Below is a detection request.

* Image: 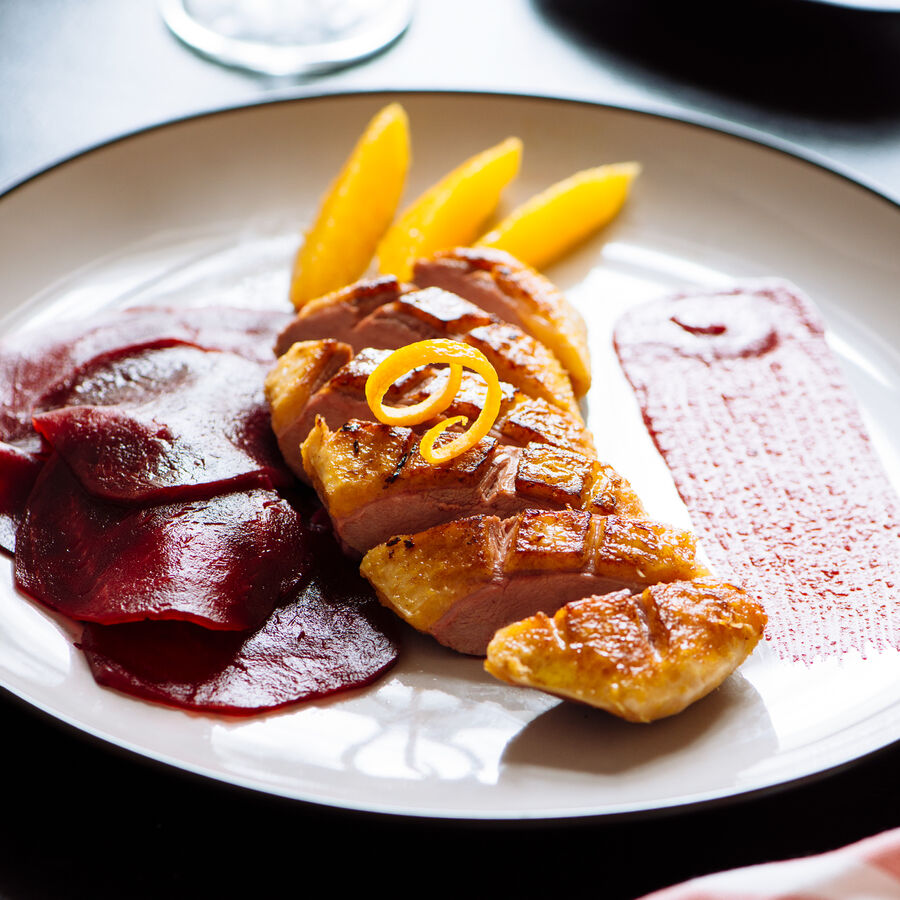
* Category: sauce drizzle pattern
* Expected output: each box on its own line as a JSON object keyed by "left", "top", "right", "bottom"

{"left": 614, "top": 280, "right": 899, "bottom": 663}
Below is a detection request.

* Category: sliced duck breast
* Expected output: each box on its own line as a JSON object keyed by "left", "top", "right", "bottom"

{"left": 485, "top": 579, "right": 766, "bottom": 722}
{"left": 265, "top": 338, "right": 355, "bottom": 478}
{"left": 413, "top": 247, "right": 591, "bottom": 397}
{"left": 276, "top": 278, "right": 580, "bottom": 416}
{"left": 301, "top": 417, "right": 645, "bottom": 554}
{"left": 274, "top": 275, "right": 413, "bottom": 355}
{"left": 265, "top": 340, "right": 596, "bottom": 482}
{"left": 360, "top": 510, "right": 708, "bottom": 656}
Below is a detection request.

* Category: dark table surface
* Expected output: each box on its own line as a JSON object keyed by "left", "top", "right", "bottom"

{"left": 1, "top": 2, "right": 898, "bottom": 897}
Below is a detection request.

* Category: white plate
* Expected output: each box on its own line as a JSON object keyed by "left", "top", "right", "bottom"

{"left": 1, "top": 92, "right": 898, "bottom": 821}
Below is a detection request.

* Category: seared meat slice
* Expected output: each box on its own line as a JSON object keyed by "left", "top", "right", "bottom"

{"left": 265, "top": 340, "right": 596, "bottom": 481}
{"left": 275, "top": 276, "right": 413, "bottom": 355}
{"left": 301, "top": 417, "right": 646, "bottom": 553}
{"left": 413, "top": 247, "right": 591, "bottom": 397}
{"left": 276, "top": 280, "right": 580, "bottom": 417}
{"left": 485, "top": 579, "right": 766, "bottom": 722}
{"left": 265, "top": 339, "right": 353, "bottom": 477}
{"left": 360, "top": 510, "right": 708, "bottom": 656}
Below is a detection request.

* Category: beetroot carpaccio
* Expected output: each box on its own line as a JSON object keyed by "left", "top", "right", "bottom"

{"left": 0, "top": 305, "right": 295, "bottom": 549}
{"left": 15, "top": 455, "right": 306, "bottom": 631}
{"left": 31, "top": 340, "right": 293, "bottom": 504}
{"left": 78, "top": 525, "right": 399, "bottom": 716}
{"left": 5, "top": 306, "right": 399, "bottom": 714}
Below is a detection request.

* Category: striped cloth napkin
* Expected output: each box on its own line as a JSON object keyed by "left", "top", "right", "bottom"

{"left": 640, "top": 828, "right": 900, "bottom": 899}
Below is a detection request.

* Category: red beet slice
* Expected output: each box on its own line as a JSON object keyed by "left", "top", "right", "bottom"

{"left": 1, "top": 306, "right": 289, "bottom": 447}
{"left": 0, "top": 306, "right": 291, "bottom": 551}
{"left": 77, "top": 536, "right": 399, "bottom": 715}
{"left": 15, "top": 455, "right": 308, "bottom": 630}
{"left": 31, "top": 341, "right": 291, "bottom": 503}
{"left": 0, "top": 444, "right": 42, "bottom": 551}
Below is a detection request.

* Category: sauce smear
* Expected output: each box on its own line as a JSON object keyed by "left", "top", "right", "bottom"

{"left": 614, "top": 280, "right": 899, "bottom": 662}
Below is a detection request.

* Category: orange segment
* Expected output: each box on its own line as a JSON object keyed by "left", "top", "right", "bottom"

{"left": 476, "top": 162, "right": 640, "bottom": 270}
{"left": 290, "top": 102, "right": 411, "bottom": 309}
{"left": 376, "top": 137, "right": 523, "bottom": 281}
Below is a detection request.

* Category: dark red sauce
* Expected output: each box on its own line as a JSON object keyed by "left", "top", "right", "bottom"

{"left": 614, "top": 280, "right": 899, "bottom": 663}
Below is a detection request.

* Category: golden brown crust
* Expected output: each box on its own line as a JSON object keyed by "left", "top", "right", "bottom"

{"left": 360, "top": 516, "right": 502, "bottom": 631}
{"left": 299, "top": 274, "right": 408, "bottom": 321}
{"left": 281, "top": 278, "right": 582, "bottom": 417}
{"left": 275, "top": 276, "right": 412, "bottom": 356}
{"left": 301, "top": 417, "right": 497, "bottom": 521}
{"left": 512, "top": 443, "right": 645, "bottom": 518}
{"left": 484, "top": 579, "right": 767, "bottom": 722}
{"left": 264, "top": 339, "right": 353, "bottom": 476}
{"left": 301, "top": 420, "right": 647, "bottom": 554}
{"left": 394, "top": 286, "right": 494, "bottom": 333}
{"left": 417, "top": 247, "right": 592, "bottom": 397}
{"left": 504, "top": 509, "right": 593, "bottom": 573}
{"left": 495, "top": 394, "right": 594, "bottom": 458}
{"left": 360, "top": 511, "right": 707, "bottom": 637}
{"left": 385, "top": 288, "right": 581, "bottom": 417}
{"left": 459, "top": 320, "right": 579, "bottom": 417}
{"left": 302, "top": 417, "right": 417, "bottom": 519}
{"left": 272, "top": 340, "right": 595, "bottom": 463}
{"left": 591, "top": 515, "right": 702, "bottom": 587}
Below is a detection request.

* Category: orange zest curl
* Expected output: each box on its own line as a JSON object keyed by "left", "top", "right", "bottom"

{"left": 365, "top": 339, "right": 503, "bottom": 465}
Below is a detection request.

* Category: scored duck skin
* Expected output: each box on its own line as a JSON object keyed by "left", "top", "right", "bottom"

{"left": 413, "top": 247, "right": 592, "bottom": 397}
{"left": 301, "top": 417, "right": 646, "bottom": 554}
{"left": 265, "top": 339, "right": 354, "bottom": 478}
{"left": 360, "top": 510, "right": 708, "bottom": 656}
{"left": 275, "top": 276, "right": 414, "bottom": 356}
{"left": 276, "top": 279, "right": 580, "bottom": 417}
{"left": 484, "top": 579, "right": 766, "bottom": 723}
{"left": 265, "top": 340, "right": 596, "bottom": 481}
{"left": 257, "top": 249, "right": 768, "bottom": 717}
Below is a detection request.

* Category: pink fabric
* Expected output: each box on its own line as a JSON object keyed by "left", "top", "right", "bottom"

{"left": 641, "top": 828, "right": 900, "bottom": 899}
{"left": 866, "top": 830, "right": 900, "bottom": 882}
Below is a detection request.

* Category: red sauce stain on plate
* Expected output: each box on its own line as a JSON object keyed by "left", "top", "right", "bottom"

{"left": 614, "top": 280, "right": 899, "bottom": 663}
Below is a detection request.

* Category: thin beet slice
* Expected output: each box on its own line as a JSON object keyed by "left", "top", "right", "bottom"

{"left": 0, "top": 306, "right": 291, "bottom": 551}
{"left": 78, "top": 543, "right": 399, "bottom": 715}
{"left": 1, "top": 305, "right": 290, "bottom": 447}
{"left": 0, "top": 444, "right": 42, "bottom": 551}
{"left": 15, "top": 455, "right": 308, "bottom": 630}
{"left": 32, "top": 342, "right": 291, "bottom": 503}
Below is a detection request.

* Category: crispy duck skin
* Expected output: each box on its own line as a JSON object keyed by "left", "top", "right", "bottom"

{"left": 265, "top": 340, "right": 596, "bottom": 481}
{"left": 276, "top": 279, "right": 580, "bottom": 417}
{"left": 359, "top": 510, "right": 708, "bottom": 656}
{"left": 484, "top": 579, "right": 767, "bottom": 723}
{"left": 301, "top": 417, "right": 646, "bottom": 554}
{"left": 274, "top": 276, "right": 413, "bottom": 356}
{"left": 264, "top": 339, "right": 353, "bottom": 478}
{"left": 413, "top": 247, "right": 592, "bottom": 397}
